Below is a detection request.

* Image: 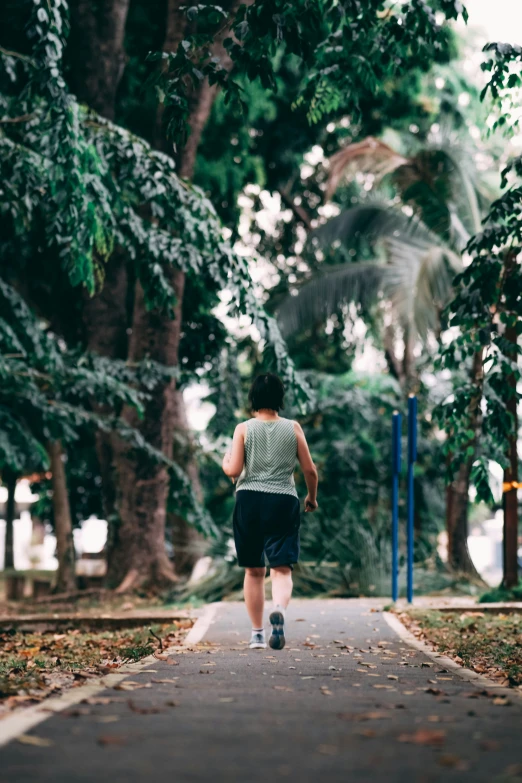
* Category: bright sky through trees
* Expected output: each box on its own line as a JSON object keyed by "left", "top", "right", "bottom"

{"left": 462, "top": 0, "right": 522, "bottom": 42}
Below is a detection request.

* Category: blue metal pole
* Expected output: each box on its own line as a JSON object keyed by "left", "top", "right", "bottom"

{"left": 407, "top": 394, "right": 417, "bottom": 604}
{"left": 391, "top": 411, "right": 402, "bottom": 602}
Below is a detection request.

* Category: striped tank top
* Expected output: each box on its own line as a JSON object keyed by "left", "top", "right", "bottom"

{"left": 235, "top": 417, "right": 298, "bottom": 497}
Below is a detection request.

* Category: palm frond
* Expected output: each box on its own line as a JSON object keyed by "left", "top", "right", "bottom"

{"left": 278, "top": 204, "right": 461, "bottom": 342}
{"left": 312, "top": 202, "right": 452, "bottom": 254}
{"left": 381, "top": 237, "right": 460, "bottom": 339}
{"left": 277, "top": 262, "right": 384, "bottom": 338}
{"left": 325, "top": 137, "right": 409, "bottom": 201}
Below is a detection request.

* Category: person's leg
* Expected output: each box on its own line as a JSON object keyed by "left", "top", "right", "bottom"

{"left": 270, "top": 565, "right": 293, "bottom": 609}
{"left": 268, "top": 565, "right": 292, "bottom": 650}
{"left": 244, "top": 566, "right": 266, "bottom": 629}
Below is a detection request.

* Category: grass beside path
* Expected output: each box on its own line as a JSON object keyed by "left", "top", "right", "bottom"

{"left": 397, "top": 609, "right": 522, "bottom": 688}
{"left": 0, "top": 619, "right": 193, "bottom": 716}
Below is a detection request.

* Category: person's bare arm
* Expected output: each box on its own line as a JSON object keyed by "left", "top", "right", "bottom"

{"left": 294, "top": 421, "right": 318, "bottom": 511}
{"left": 222, "top": 423, "right": 246, "bottom": 479}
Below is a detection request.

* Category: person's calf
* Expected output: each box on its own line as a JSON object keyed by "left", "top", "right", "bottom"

{"left": 270, "top": 565, "right": 293, "bottom": 609}
{"left": 244, "top": 566, "right": 266, "bottom": 630}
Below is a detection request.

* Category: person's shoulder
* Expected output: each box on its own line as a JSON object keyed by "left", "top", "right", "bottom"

{"left": 234, "top": 421, "right": 249, "bottom": 434}
{"left": 292, "top": 420, "right": 304, "bottom": 434}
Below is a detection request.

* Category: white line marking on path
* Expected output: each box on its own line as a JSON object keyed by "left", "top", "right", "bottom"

{"left": 383, "top": 611, "right": 522, "bottom": 703}
{"left": 183, "top": 602, "right": 220, "bottom": 646}
{"left": 0, "top": 602, "right": 222, "bottom": 749}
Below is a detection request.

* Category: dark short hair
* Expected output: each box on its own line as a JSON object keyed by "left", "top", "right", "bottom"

{"left": 248, "top": 373, "right": 285, "bottom": 412}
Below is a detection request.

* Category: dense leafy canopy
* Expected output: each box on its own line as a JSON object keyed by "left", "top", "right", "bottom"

{"left": 155, "top": 0, "right": 468, "bottom": 146}
{"left": 436, "top": 43, "right": 522, "bottom": 502}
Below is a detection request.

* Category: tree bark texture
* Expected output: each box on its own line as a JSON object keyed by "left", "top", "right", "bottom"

{"left": 48, "top": 440, "right": 77, "bottom": 593}
{"left": 67, "top": 0, "right": 131, "bottom": 119}
{"left": 151, "top": 0, "right": 246, "bottom": 575}
{"left": 3, "top": 472, "right": 16, "bottom": 570}
{"left": 156, "top": 0, "right": 245, "bottom": 171}
{"left": 112, "top": 270, "right": 186, "bottom": 591}
{"left": 502, "top": 322, "right": 519, "bottom": 589}
{"left": 82, "top": 252, "right": 130, "bottom": 582}
{"left": 168, "top": 389, "right": 207, "bottom": 576}
{"left": 446, "top": 460, "right": 482, "bottom": 578}
{"left": 445, "top": 350, "right": 484, "bottom": 580}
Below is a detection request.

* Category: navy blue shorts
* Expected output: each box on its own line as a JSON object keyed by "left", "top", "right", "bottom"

{"left": 233, "top": 490, "right": 301, "bottom": 569}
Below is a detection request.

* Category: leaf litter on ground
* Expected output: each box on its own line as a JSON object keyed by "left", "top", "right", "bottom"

{"left": 397, "top": 609, "right": 522, "bottom": 687}
{"left": 0, "top": 621, "right": 191, "bottom": 715}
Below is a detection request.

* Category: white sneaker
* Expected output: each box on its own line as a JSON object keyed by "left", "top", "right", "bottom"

{"left": 249, "top": 631, "right": 267, "bottom": 649}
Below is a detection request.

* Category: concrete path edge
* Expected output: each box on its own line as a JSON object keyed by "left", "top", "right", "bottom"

{"left": 383, "top": 611, "right": 522, "bottom": 702}
{"left": 0, "top": 602, "right": 221, "bottom": 749}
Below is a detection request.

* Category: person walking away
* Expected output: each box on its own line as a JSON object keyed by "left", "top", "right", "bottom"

{"left": 222, "top": 373, "right": 318, "bottom": 650}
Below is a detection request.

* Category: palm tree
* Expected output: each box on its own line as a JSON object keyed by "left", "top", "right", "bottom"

{"left": 277, "top": 132, "right": 494, "bottom": 578}
{"left": 279, "top": 201, "right": 461, "bottom": 390}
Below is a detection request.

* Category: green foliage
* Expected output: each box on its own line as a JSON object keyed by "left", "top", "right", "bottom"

{"left": 479, "top": 584, "right": 522, "bottom": 603}
{"left": 154, "top": 0, "right": 467, "bottom": 147}
{"left": 435, "top": 44, "right": 522, "bottom": 500}
{"left": 480, "top": 42, "right": 522, "bottom": 130}
{"left": 0, "top": 1, "right": 310, "bottom": 412}
{"left": 199, "top": 370, "right": 447, "bottom": 598}
{"left": 0, "top": 279, "right": 145, "bottom": 476}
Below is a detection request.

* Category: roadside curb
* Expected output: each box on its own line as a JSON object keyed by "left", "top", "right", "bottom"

{"left": 383, "top": 611, "right": 522, "bottom": 703}
{"left": 0, "top": 611, "right": 192, "bottom": 631}
{"left": 0, "top": 602, "right": 221, "bottom": 748}
{"left": 394, "top": 602, "right": 522, "bottom": 614}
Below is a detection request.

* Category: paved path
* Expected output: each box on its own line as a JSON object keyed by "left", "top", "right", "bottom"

{"left": 1, "top": 599, "right": 521, "bottom": 783}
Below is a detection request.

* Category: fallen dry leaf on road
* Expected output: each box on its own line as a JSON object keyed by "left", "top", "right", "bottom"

{"left": 338, "top": 711, "right": 390, "bottom": 722}
{"left": 113, "top": 681, "right": 152, "bottom": 691}
{"left": 150, "top": 678, "right": 178, "bottom": 684}
{"left": 98, "top": 734, "right": 127, "bottom": 746}
{"left": 357, "top": 728, "right": 377, "bottom": 737}
{"left": 59, "top": 708, "right": 91, "bottom": 718}
{"left": 480, "top": 739, "right": 501, "bottom": 751}
{"left": 398, "top": 729, "right": 446, "bottom": 747}
{"left": 438, "top": 754, "right": 468, "bottom": 769}
{"left": 17, "top": 734, "right": 53, "bottom": 748}
{"left": 82, "top": 697, "right": 118, "bottom": 705}
{"left": 127, "top": 700, "right": 163, "bottom": 715}
{"left": 492, "top": 696, "right": 511, "bottom": 706}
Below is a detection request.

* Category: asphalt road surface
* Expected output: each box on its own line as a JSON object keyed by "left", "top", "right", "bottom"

{"left": 1, "top": 599, "right": 521, "bottom": 783}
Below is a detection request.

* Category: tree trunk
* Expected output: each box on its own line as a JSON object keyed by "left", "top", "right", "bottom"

{"left": 446, "top": 461, "right": 482, "bottom": 578}
{"left": 3, "top": 472, "right": 16, "bottom": 570}
{"left": 445, "top": 350, "right": 484, "bottom": 580}
{"left": 112, "top": 272, "right": 185, "bottom": 592}
{"left": 67, "top": 0, "right": 131, "bottom": 119}
{"left": 82, "top": 251, "right": 130, "bottom": 583}
{"left": 151, "top": 0, "right": 246, "bottom": 576}
{"left": 383, "top": 323, "right": 405, "bottom": 387}
{"left": 402, "top": 323, "right": 416, "bottom": 393}
{"left": 169, "top": 389, "right": 207, "bottom": 576}
{"left": 502, "top": 322, "right": 519, "bottom": 589}
{"left": 48, "top": 440, "right": 77, "bottom": 593}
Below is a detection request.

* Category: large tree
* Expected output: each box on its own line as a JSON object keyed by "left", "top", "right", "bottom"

{"left": 437, "top": 42, "right": 522, "bottom": 590}
{"left": 0, "top": 0, "right": 307, "bottom": 591}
